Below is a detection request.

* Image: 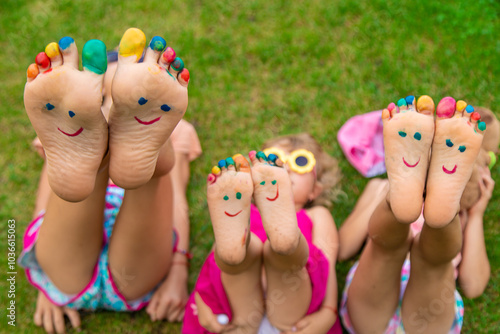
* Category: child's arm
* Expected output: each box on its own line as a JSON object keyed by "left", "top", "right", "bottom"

{"left": 457, "top": 167, "right": 494, "bottom": 298}
{"left": 285, "top": 206, "right": 339, "bottom": 333}
{"left": 146, "top": 150, "right": 191, "bottom": 322}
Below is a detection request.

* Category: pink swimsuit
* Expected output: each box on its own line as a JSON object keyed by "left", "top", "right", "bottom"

{"left": 182, "top": 204, "right": 342, "bottom": 333}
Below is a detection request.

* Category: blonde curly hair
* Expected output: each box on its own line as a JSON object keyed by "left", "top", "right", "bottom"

{"left": 262, "top": 133, "right": 341, "bottom": 209}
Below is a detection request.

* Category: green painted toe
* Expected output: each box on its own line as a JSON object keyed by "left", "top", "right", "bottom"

{"left": 82, "top": 40, "right": 107, "bottom": 75}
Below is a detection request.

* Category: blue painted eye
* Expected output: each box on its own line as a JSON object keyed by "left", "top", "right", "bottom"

{"left": 458, "top": 146, "right": 466, "bottom": 153}
{"left": 68, "top": 111, "right": 75, "bottom": 118}
{"left": 138, "top": 97, "right": 148, "bottom": 105}
{"left": 398, "top": 131, "right": 407, "bottom": 138}
{"left": 446, "top": 139, "right": 454, "bottom": 147}
{"left": 414, "top": 132, "right": 421, "bottom": 141}
{"left": 272, "top": 180, "right": 277, "bottom": 185}
{"left": 223, "top": 195, "right": 229, "bottom": 201}
{"left": 46, "top": 103, "right": 55, "bottom": 110}
{"left": 236, "top": 192, "right": 242, "bottom": 199}
{"left": 161, "top": 104, "right": 171, "bottom": 112}
{"left": 260, "top": 181, "right": 265, "bottom": 185}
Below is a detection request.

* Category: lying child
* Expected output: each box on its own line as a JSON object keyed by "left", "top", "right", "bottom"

{"left": 183, "top": 133, "right": 343, "bottom": 333}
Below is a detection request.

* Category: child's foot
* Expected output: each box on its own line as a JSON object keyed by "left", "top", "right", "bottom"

{"left": 24, "top": 37, "right": 108, "bottom": 202}
{"left": 249, "top": 151, "right": 300, "bottom": 255}
{"left": 108, "top": 28, "right": 190, "bottom": 188}
{"left": 424, "top": 97, "right": 486, "bottom": 227}
{"left": 382, "top": 95, "right": 435, "bottom": 223}
{"left": 207, "top": 154, "right": 253, "bottom": 265}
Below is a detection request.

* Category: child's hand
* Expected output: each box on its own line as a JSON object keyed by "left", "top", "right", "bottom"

{"left": 281, "top": 307, "right": 336, "bottom": 334}
{"left": 34, "top": 291, "right": 81, "bottom": 333}
{"left": 468, "top": 167, "right": 495, "bottom": 218}
{"left": 146, "top": 263, "right": 188, "bottom": 322}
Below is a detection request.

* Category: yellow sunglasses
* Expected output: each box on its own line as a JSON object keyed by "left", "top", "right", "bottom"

{"left": 263, "top": 147, "right": 316, "bottom": 174}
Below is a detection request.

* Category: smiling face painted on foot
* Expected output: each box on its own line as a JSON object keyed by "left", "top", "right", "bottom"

{"left": 133, "top": 97, "right": 173, "bottom": 125}
{"left": 44, "top": 103, "right": 84, "bottom": 137}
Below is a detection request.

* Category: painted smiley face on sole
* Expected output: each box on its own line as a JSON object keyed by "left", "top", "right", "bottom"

{"left": 382, "top": 95, "right": 435, "bottom": 224}
{"left": 424, "top": 97, "right": 486, "bottom": 228}
{"left": 108, "top": 28, "right": 190, "bottom": 189}
{"left": 24, "top": 37, "right": 108, "bottom": 202}
{"left": 207, "top": 154, "right": 253, "bottom": 266}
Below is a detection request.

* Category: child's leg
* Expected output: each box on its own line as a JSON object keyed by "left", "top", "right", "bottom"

{"left": 338, "top": 178, "right": 388, "bottom": 261}
{"left": 402, "top": 98, "right": 485, "bottom": 332}
{"left": 346, "top": 96, "right": 435, "bottom": 333}
{"left": 249, "top": 152, "right": 311, "bottom": 331}
{"left": 200, "top": 154, "right": 264, "bottom": 332}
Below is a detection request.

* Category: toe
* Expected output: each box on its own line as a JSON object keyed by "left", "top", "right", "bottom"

{"left": 416, "top": 95, "right": 435, "bottom": 115}
{"left": 218, "top": 159, "right": 228, "bottom": 172}
{"left": 58, "top": 36, "right": 79, "bottom": 69}
{"left": 159, "top": 47, "right": 176, "bottom": 68}
{"left": 233, "top": 154, "right": 250, "bottom": 172}
{"left": 456, "top": 100, "right": 467, "bottom": 114}
{"left": 178, "top": 68, "right": 190, "bottom": 87}
{"left": 405, "top": 95, "right": 416, "bottom": 111}
{"left": 82, "top": 39, "right": 107, "bottom": 75}
{"left": 397, "top": 97, "right": 408, "bottom": 111}
{"left": 118, "top": 28, "right": 146, "bottom": 63}
{"left": 144, "top": 36, "right": 166, "bottom": 63}
{"left": 436, "top": 97, "right": 456, "bottom": 119}
{"left": 27, "top": 63, "right": 39, "bottom": 82}
{"left": 226, "top": 157, "right": 236, "bottom": 171}
{"left": 386, "top": 102, "right": 398, "bottom": 117}
{"left": 35, "top": 52, "right": 51, "bottom": 73}
{"left": 45, "top": 42, "right": 62, "bottom": 67}
{"left": 169, "top": 57, "right": 185, "bottom": 77}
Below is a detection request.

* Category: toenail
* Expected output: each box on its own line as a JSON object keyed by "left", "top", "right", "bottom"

{"left": 58, "top": 36, "right": 74, "bottom": 50}
{"left": 268, "top": 154, "right": 278, "bottom": 162}
{"left": 218, "top": 159, "right": 227, "bottom": 168}
{"left": 212, "top": 166, "right": 221, "bottom": 175}
{"left": 458, "top": 145, "right": 466, "bottom": 152}
{"left": 256, "top": 151, "right": 267, "bottom": 161}
{"left": 236, "top": 192, "right": 242, "bottom": 199}
{"left": 161, "top": 104, "right": 171, "bottom": 112}
{"left": 471, "top": 112, "right": 481, "bottom": 121}
{"left": 387, "top": 102, "right": 396, "bottom": 112}
{"left": 397, "top": 98, "right": 407, "bottom": 107}
{"left": 456, "top": 100, "right": 467, "bottom": 112}
{"left": 36, "top": 52, "right": 50, "bottom": 68}
{"left": 119, "top": 28, "right": 146, "bottom": 60}
{"left": 162, "top": 47, "right": 176, "bottom": 63}
{"left": 398, "top": 131, "right": 407, "bottom": 138}
{"left": 45, "top": 42, "right": 60, "bottom": 58}
{"left": 82, "top": 39, "right": 107, "bottom": 74}
{"left": 446, "top": 139, "right": 454, "bottom": 147}
{"left": 226, "top": 157, "right": 235, "bottom": 166}
{"left": 68, "top": 111, "right": 75, "bottom": 118}
{"left": 180, "top": 68, "right": 190, "bottom": 82}
{"left": 138, "top": 97, "right": 148, "bottom": 105}
{"left": 478, "top": 121, "right": 486, "bottom": 131}
{"left": 171, "top": 57, "right": 184, "bottom": 71}
{"left": 414, "top": 132, "right": 421, "bottom": 140}
{"left": 27, "top": 64, "right": 39, "bottom": 79}
{"left": 465, "top": 105, "right": 474, "bottom": 113}
{"left": 405, "top": 95, "right": 415, "bottom": 105}
{"left": 46, "top": 103, "right": 55, "bottom": 110}
{"left": 150, "top": 36, "right": 166, "bottom": 51}
{"left": 437, "top": 97, "right": 456, "bottom": 118}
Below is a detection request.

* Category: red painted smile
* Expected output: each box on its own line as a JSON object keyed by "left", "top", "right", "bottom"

{"left": 403, "top": 157, "right": 420, "bottom": 168}
{"left": 225, "top": 210, "right": 242, "bottom": 217}
{"left": 58, "top": 127, "right": 83, "bottom": 137}
{"left": 266, "top": 185, "right": 279, "bottom": 201}
{"left": 442, "top": 165, "right": 457, "bottom": 174}
{"left": 135, "top": 116, "right": 161, "bottom": 125}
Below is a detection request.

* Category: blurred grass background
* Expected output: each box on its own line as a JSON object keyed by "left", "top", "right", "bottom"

{"left": 0, "top": 0, "right": 498, "bottom": 332}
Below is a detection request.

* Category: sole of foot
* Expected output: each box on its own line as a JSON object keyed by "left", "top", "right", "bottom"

{"left": 108, "top": 28, "right": 190, "bottom": 189}
{"left": 424, "top": 97, "right": 486, "bottom": 228}
{"left": 382, "top": 95, "right": 435, "bottom": 223}
{"left": 207, "top": 154, "right": 253, "bottom": 265}
{"left": 24, "top": 37, "right": 108, "bottom": 202}
{"left": 249, "top": 151, "right": 300, "bottom": 255}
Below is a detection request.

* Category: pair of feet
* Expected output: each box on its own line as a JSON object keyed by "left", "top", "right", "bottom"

{"left": 24, "top": 28, "right": 190, "bottom": 202}
{"left": 383, "top": 95, "right": 486, "bottom": 227}
{"left": 207, "top": 152, "right": 300, "bottom": 265}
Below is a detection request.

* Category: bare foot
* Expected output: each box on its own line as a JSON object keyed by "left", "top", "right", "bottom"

{"left": 249, "top": 151, "right": 300, "bottom": 255}
{"left": 207, "top": 154, "right": 253, "bottom": 265}
{"left": 24, "top": 37, "right": 108, "bottom": 202}
{"left": 108, "top": 28, "right": 190, "bottom": 188}
{"left": 424, "top": 97, "right": 486, "bottom": 227}
{"left": 382, "top": 95, "right": 435, "bottom": 223}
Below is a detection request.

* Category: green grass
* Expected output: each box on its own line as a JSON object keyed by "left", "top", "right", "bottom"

{"left": 1, "top": 0, "right": 499, "bottom": 332}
